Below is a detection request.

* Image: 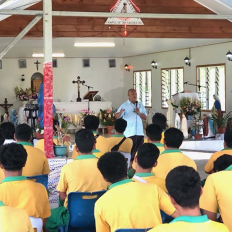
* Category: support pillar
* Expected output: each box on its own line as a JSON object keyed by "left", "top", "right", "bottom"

{"left": 43, "top": 0, "right": 53, "bottom": 158}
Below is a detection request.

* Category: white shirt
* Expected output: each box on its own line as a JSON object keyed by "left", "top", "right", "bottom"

{"left": 3, "top": 139, "right": 16, "bottom": 145}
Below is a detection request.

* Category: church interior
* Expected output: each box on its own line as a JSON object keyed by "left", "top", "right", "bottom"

{"left": 0, "top": 0, "right": 232, "bottom": 231}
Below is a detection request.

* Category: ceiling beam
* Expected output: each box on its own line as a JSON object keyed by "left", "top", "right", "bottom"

{"left": 1, "top": 10, "right": 232, "bottom": 20}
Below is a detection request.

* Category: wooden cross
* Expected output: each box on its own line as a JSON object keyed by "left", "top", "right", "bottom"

{"left": 72, "top": 76, "right": 85, "bottom": 102}
{"left": 34, "top": 60, "right": 41, "bottom": 71}
{"left": 0, "top": 98, "right": 13, "bottom": 115}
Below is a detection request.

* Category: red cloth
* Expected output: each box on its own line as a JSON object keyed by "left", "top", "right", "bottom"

{"left": 203, "top": 117, "right": 208, "bottom": 136}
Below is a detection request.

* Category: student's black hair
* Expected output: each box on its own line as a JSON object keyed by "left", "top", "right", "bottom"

{"left": 53, "top": 119, "right": 59, "bottom": 132}
{"left": 84, "top": 115, "right": 99, "bottom": 131}
{"left": 137, "top": 143, "right": 160, "bottom": 169}
{"left": 75, "top": 129, "right": 95, "bottom": 153}
{"left": 97, "top": 152, "right": 127, "bottom": 183}
{"left": 152, "top": 113, "right": 167, "bottom": 130}
{"left": 115, "top": 118, "right": 127, "bottom": 133}
{"left": 146, "top": 124, "right": 162, "bottom": 141}
{"left": 15, "top": 124, "right": 32, "bottom": 142}
{"left": 224, "top": 130, "right": 232, "bottom": 148}
{"left": 213, "top": 154, "right": 232, "bottom": 172}
{"left": 166, "top": 166, "right": 201, "bottom": 208}
{"left": 0, "top": 132, "right": 5, "bottom": 146}
{"left": 0, "top": 143, "right": 27, "bottom": 171}
{"left": 0, "top": 122, "right": 15, "bottom": 140}
{"left": 164, "top": 128, "right": 184, "bottom": 148}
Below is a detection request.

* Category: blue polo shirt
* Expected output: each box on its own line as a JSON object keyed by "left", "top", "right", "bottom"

{"left": 116, "top": 100, "right": 147, "bottom": 137}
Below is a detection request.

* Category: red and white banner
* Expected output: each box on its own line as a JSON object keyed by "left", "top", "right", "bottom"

{"left": 43, "top": 62, "right": 54, "bottom": 158}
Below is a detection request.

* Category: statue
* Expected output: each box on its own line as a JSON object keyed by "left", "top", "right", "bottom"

{"left": 166, "top": 98, "right": 175, "bottom": 127}
{"left": 203, "top": 114, "right": 209, "bottom": 136}
{"left": 10, "top": 109, "right": 19, "bottom": 127}
{"left": 212, "top": 94, "right": 222, "bottom": 117}
{"left": 181, "top": 114, "right": 188, "bottom": 139}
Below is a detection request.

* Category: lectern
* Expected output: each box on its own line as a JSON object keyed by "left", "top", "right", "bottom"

{"left": 83, "top": 91, "right": 98, "bottom": 102}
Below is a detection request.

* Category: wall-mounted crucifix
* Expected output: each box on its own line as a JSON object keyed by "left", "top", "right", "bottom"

{"left": 72, "top": 76, "right": 85, "bottom": 102}
{"left": 0, "top": 98, "right": 13, "bottom": 115}
{"left": 34, "top": 60, "right": 41, "bottom": 71}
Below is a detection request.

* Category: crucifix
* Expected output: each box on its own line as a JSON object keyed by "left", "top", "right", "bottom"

{"left": 0, "top": 98, "right": 13, "bottom": 115}
{"left": 34, "top": 60, "right": 41, "bottom": 71}
{"left": 72, "top": 76, "right": 85, "bottom": 102}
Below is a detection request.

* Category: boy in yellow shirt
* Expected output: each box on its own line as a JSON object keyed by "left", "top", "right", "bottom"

{"left": 205, "top": 131, "right": 232, "bottom": 173}
{"left": 72, "top": 115, "right": 110, "bottom": 159}
{"left": 0, "top": 143, "right": 51, "bottom": 230}
{"left": 150, "top": 166, "right": 228, "bottom": 232}
{"left": 153, "top": 128, "right": 197, "bottom": 179}
{"left": 46, "top": 129, "right": 108, "bottom": 232}
{"left": 200, "top": 155, "right": 232, "bottom": 231}
{"left": 107, "top": 118, "right": 133, "bottom": 153}
{"left": 94, "top": 152, "right": 178, "bottom": 232}
{"left": 133, "top": 143, "right": 167, "bottom": 192}
{"left": 0, "top": 201, "right": 34, "bottom": 232}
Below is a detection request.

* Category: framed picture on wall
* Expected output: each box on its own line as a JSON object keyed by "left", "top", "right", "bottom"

{"left": 83, "top": 59, "right": 90, "bottom": 68}
{"left": 0, "top": 60, "right": 2, "bottom": 69}
{"left": 109, "top": 59, "right": 116, "bottom": 68}
{"left": 53, "top": 59, "right": 58, "bottom": 68}
{"left": 18, "top": 59, "right": 27, "bottom": 69}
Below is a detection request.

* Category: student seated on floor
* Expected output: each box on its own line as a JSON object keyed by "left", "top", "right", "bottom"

{"left": 94, "top": 152, "right": 178, "bottom": 232}
{"left": 72, "top": 115, "right": 110, "bottom": 159}
{"left": 46, "top": 129, "right": 109, "bottom": 232}
{"left": 132, "top": 124, "right": 164, "bottom": 170}
{"left": 200, "top": 154, "right": 232, "bottom": 231}
{"left": 0, "top": 124, "right": 50, "bottom": 182}
{"left": 132, "top": 143, "right": 167, "bottom": 192}
{"left": 150, "top": 166, "right": 229, "bottom": 232}
{"left": 0, "top": 144, "right": 51, "bottom": 230}
{"left": 35, "top": 119, "right": 69, "bottom": 157}
{"left": 107, "top": 118, "right": 133, "bottom": 153}
{"left": 0, "top": 122, "right": 16, "bottom": 145}
{"left": 0, "top": 201, "right": 34, "bottom": 232}
{"left": 205, "top": 130, "right": 232, "bottom": 174}
{"left": 153, "top": 128, "right": 197, "bottom": 179}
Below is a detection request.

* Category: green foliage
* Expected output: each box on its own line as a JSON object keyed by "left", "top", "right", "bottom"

{"left": 210, "top": 111, "right": 232, "bottom": 128}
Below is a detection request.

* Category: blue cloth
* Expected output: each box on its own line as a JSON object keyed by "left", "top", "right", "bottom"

{"left": 116, "top": 100, "right": 147, "bottom": 137}
{"left": 214, "top": 100, "right": 221, "bottom": 111}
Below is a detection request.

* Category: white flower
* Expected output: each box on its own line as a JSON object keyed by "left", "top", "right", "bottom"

{"left": 36, "top": 128, "right": 39, "bottom": 132}
{"left": 41, "top": 130, "right": 44, "bottom": 134}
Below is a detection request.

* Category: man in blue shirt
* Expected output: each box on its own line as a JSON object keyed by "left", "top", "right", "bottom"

{"left": 115, "top": 89, "right": 147, "bottom": 160}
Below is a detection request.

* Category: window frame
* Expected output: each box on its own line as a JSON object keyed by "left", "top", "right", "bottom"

{"left": 133, "top": 69, "right": 152, "bottom": 109}
{"left": 196, "top": 63, "right": 226, "bottom": 112}
{"left": 161, "top": 67, "right": 184, "bottom": 109}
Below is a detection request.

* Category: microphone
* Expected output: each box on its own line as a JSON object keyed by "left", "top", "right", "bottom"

{"left": 184, "top": 81, "right": 188, "bottom": 84}
{"left": 135, "top": 101, "right": 138, "bottom": 108}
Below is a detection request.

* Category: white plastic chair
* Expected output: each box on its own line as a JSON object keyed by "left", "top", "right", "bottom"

{"left": 29, "top": 217, "right": 43, "bottom": 232}
{"left": 120, "top": 152, "right": 131, "bottom": 169}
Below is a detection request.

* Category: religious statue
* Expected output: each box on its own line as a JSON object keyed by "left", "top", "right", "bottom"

{"left": 72, "top": 76, "right": 85, "bottom": 102}
{"left": 175, "top": 113, "right": 181, "bottom": 129}
{"left": 3, "top": 113, "right": 9, "bottom": 123}
{"left": 10, "top": 109, "right": 19, "bottom": 127}
{"left": 166, "top": 98, "right": 175, "bottom": 127}
{"left": 121, "top": 2, "right": 127, "bottom": 13}
{"left": 212, "top": 94, "right": 222, "bottom": 117}
{"left": 203, "top": 114, "right": 209, "bottom": 137}
{"left": 181, "top": 114, "right": 188, "bottom": 139}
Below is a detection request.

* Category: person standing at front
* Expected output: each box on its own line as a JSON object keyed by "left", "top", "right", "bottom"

{"left": 115, "top": 89, "right": 147, "bottom": 160}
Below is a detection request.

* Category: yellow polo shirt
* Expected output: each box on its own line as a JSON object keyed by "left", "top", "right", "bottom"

{"left": 94, "top": 179, "right": 176, "bottom": 232}
{"left": 204, "top": 148, "right": 232, "bottom": 173}
{"left": 132, "top": 173, "right": 167, "bottom": 192}
{"left": 0, "top": 201, "right": 34, "bottom": 232}
{"left": 35, "top": 136, "right": 69, "bottom": 156}
{"left": 144, "top": 131, "right": 165, "bottom": 144}
{"left": 0, "top": 176, "right": 51, "bottom": 219}
{"left": 149, "top": 215, "right": 229, "bottom": 232}
{"left": 200, "top": 165, "right": 232, "bottom": 231}
{"left": 57, "top": 154, "right": 109, "bottom": 208}
{"left": 106, "top": 135, "right": 133, "bottom": 153}
{"left": 0, "top": 142, "right": 50, "bottom": 182}
{"left": 72, "top": 131, "right": 110, "bottom": 159}
{"left": 132, "top": 143, "right": 165, "bottom": 170}
{"left": 153, "top": 149, "right": 197, "bottom": 179}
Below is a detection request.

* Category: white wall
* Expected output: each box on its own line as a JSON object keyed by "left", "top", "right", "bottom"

{"left": 0, "top": 57, "right": 124, "bottom": 114}
{"left": 123, "top": 42, "right": 232, "bottom": 114}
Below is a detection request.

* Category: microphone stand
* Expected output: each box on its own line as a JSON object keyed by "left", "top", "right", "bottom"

{"left": 82, "top": 83, "right": 93, "bottom": 111}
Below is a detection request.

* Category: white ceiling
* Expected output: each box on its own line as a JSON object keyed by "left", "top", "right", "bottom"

{"left": 0, "top": 37, "right": 231, "bottom": 58}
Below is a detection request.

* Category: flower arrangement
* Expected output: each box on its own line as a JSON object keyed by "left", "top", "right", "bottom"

{"left": 79, "top": 109, "right": 96, "bottom": 118}
{"left": 192, "top": 117, "right": 204, "bottom": 134}
{"left": 54, "top": 111, "right": 74, "bottom": 133}
{"left": 14, "top": 86, "right": 38, "bottom": 101}
{"left": 99, "top": 108, "right": 116, "bottom": 126}
{"left": 179, "top": 97, "right": 201, "bottom": 115}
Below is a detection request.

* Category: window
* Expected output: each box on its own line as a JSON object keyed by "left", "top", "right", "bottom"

{"left": 133, "top": 70, "right": 152, "bottom": 108}
{"left": 197, "top": 64, "right": 225, "bottom": 111}
{"left": 161, "top": 67, "right": 184, "bottom": 108}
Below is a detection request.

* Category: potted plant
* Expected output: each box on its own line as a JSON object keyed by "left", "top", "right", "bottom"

{"left": 99, "top": 108, "right": 116, "bottom": 134}
{"left": 210, "top": 111, "right": 232, "bottom": 134}
{"left": 192, "top": 118, "right": 204, "bottom": 140}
